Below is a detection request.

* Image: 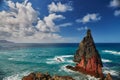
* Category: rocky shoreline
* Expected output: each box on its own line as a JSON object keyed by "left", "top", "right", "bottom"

{"left": 22, "top": 72, "right": 75, "bottom": 80}
{"left": 22, "top": 71, "right": 112, "bottom": 80}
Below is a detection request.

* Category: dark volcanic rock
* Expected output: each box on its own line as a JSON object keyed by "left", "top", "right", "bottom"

{"left": 22, "top": 72, "right": 75, "bottom": 80}
{"left": 67, "top": 29, "right": 104, "bottom": 79}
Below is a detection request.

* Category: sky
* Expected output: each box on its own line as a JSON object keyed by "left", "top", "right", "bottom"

{"left": 0, "top": 0, "right": 120, "bottom": 43}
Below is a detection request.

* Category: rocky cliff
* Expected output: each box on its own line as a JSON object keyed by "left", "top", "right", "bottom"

{"left": 66, "top": 29, "right": 104, "bottom": 79}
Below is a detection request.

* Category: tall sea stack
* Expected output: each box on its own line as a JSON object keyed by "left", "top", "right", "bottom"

{"left": 67, "top": 29, "right": 104, "bottom": 79}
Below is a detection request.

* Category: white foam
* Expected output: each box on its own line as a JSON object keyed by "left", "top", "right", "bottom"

{"left": 60, "top": 55, "right": 73, "bottom": 58}
{"left": 3, "top": 71, "right": 30, "bottom": 80}
{"left": 54, "top": 56, "right": 64, "bottom": 62}
{"left": 66, "top": 60, "right": 74, "bottom": 63}
{"left": 46, "top": 61, "right": 58, "bottom": 64}
{"left": 8, "top": 57, "right": 25, "bottom": 62}
{"left": 103, "top": 69, "right": 119, "bottom": 76}
{"left": 46, "top": 56, "right": 64, "bottom": 64}
{"left": 102, "top": 59, "right": 112, "bottom": 63}
{"left": 46, "top": 55, "right": 73, "bottom": 64}
{"left": 87, "top": 75, "right": 99, "bottom": 80}
{"left": 3, "top": 74, "right": 20, "bottom": 80}
{"left": 59, "top": 65, "right": 76, "bottom": 73}
{"left": 8, "top": 58, "right": 14, "bottom": 60}
{"left": 102, "top": 50, "right": 120, "bottom": 55}
{"left": 59, "top": 65, "right": 99, "bottom": 80}
{"left": 103, "top": 67, "right": 119, "bottom": 76}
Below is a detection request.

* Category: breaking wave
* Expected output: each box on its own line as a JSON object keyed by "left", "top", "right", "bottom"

{"left": 102, "top": 59, "right": 112, "bottom": 63}
{"left": 8, "top": 58, "right": 14, "bottom": 60}
{"left": 3, "top": 74, "right": 20, "bottom": 80}
{"left": 86, "top": 75, "right": 99, "bottom": 80}
{"left": 46, "top": 55, "right": 74, "bottom": 64}
{"left": 59, "top": 65, "right": 76, "bottom": 73}
{"left": 59, "top": 65, "right": 99, "bottom": 80}
{"left": 103, "top": 67, "right": 119, "bottom": 76}
{"left": 102, "top": 50, "right": 120, "bottom": 55}
{"left": 103, "top": 70, "right": 119, "bottom": 76}
{"left": 3, "top": 71, "right": 30, "bottom": 80}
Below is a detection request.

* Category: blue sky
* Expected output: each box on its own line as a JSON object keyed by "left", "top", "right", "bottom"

{"left": 0, "top": 0, "right": 120, "bottom": 43}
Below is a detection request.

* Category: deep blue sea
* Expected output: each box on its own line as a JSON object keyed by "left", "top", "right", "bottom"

{"left": 0, "top": 43, "right": 120, "bottom": 80}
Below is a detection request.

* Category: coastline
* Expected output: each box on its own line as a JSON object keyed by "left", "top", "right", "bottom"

{"left": 0, "top": 43, "right": 120, "bottom": 80}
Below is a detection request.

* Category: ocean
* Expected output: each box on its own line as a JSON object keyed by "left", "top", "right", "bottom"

{"left": 0, "top": 43, "right": 120, "bottom": 80}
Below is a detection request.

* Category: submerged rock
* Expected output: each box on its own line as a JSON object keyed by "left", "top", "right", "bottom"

{"left": 66, "top": 29, "right": 104, "bottom": 79}
{"left": 22, "top": 72, "right": 75, "bottom": 80}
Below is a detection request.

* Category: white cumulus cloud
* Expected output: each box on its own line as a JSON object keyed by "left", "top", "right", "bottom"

{"left": 0, "top": 0, "right": 67, "bottom": 43}
{"left": 109, "top": 0, "right": 120, "bottom": 8}
{"left": 76, "top": 13, "right": 101, "bottom": 24}
{"left": 0, "top": 0, "right": 38, "bottom": 38}
{"left": 114, "top": 10, "right": 120, "bottom": 16}
{"left": 48, "top": 2, "right": 73, "bottom": 13}
{"left": 36, "top": 13, "right": 65, "bottom": 32}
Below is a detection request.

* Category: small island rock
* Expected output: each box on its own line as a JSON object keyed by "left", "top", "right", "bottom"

{"left": 66, "top": 29, "right": 104, "bottom": 79}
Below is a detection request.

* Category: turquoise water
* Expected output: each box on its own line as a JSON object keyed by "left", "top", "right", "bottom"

{"left": 0, "top": 43, "right": 120, "bottom": 80}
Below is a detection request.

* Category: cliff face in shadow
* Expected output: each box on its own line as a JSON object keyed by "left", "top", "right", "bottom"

{"left": 67, "top": 29, "right": 104, "bottom": 79}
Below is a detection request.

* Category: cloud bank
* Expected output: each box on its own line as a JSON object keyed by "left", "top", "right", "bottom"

{"left": 0, "top": 0, "right": 72, "bottom": 43}
{"left": 109, "top": 0, "right": 120, "bottom": 8}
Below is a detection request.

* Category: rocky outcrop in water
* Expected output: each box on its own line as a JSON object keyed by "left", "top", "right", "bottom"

{"left": 66, "top": 29, "right": 104, "bottom": 79}
{"left": 22, "top": 72, "right": 75, "bottom": 80}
